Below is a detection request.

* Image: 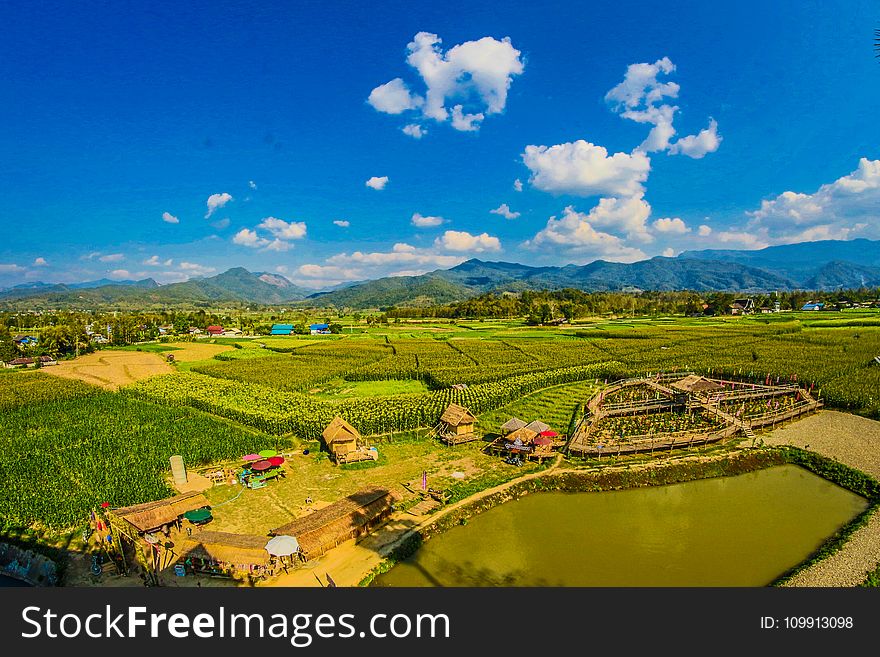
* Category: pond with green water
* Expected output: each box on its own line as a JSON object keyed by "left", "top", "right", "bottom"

{"left": 373, "top": 465, "right": 867, "bottom": 587}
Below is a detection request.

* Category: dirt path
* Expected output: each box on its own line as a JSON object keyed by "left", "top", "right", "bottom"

{"left": 762, "top": 411, "right": 880, "bottom": 587}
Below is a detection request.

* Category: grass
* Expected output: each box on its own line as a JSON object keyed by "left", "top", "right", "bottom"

{"left": 476, "top": 380, "right": 598, "bottom": 436}
{"left": 308, "top": 378, "right": 430, "bottom": 399}
{"left": 200, "top": 431, "right": 538, "bottom": 536}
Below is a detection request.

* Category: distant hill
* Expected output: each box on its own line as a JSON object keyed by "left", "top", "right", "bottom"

{"left": 0, "top": 268, "right": 308, "bottom": 308}
{"left": 2, "top": 239, "right": 877, "bottom": 309}
{"left": 678, "top": 238, "right": 880, "bottom": 283}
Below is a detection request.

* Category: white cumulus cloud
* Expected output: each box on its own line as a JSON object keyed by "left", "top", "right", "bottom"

{"left": 333, "top": 220, "right": 350, "bottom": 227}
{"left": 365, "top": 176, "right": 389, "bottom": 190}
{"left": 368, "top": 32, "right": 524, "bottom": 133}
{"left": 178, "top": 262, "right": 216, "bottom": 276}
{"left": 162, "top": 211, "right": 180, "bottom": 224}
{"left": 258, "top": 217, "right": 307, "bottom": 241}
{"left": 668, "top": 119, "right": 722, "bottom": 158}
{"left": 367, "top": 78, "right": 423, "bottom": 114}
{"left": 522, "top": 141, "right": 651, "bottom": 198}
{"left": 205, "top": 192, "right": 233, "bottom": 218}
{"left": 411, "top": 212, "right": 446, "bottom": 227}
{"left": 653, "top": 217, "right": 690, "bottom": 234}
{"left": 513, "top": 178, "right": 523, "bottom": 192}
{"left": 144, "top": 255, "right": 173, "bottom": 267}
{"left": 33, "top": 257, "right": 48, "bottom": 266}
{"left": 526, "top": 206, "right": 647, "bottom": 263}
{"left": 698, "top": 224, "right": 712, "bottom": 236}
{"left": 490, "top": 203, "right": 520, "bottom": 219}
{"left": 98, "top": 253, "right": 125, "bottom": 263}
{"left": 232, "top": 228, "right": 269, "bottom": 249}
{"left": 435, "top": 230, "right": 501, "bottom": 252}
{"left": 402, "top": 124, "right": 426, "bottom": 139}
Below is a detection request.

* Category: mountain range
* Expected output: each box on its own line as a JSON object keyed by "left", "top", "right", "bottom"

{"left": 1, "top": 239, "right": 878, "bottom": 309}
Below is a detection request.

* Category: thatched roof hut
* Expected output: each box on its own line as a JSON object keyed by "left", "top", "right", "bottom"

{"left": 180, "top": 531, "right": 271, "bottom": 567}
{"left": 111, "top": 492, "right": 210, "bottom": 534}
{"left": 322, "top": 416, "right": 360, "bottom": 458}
{"left": 506, "top": 426, "right": 538, "bottom": 446}
{"left": 270, "top": 487, "right": 398, "bottom": 559}
{"left": 670, "top": 374, "right": 724, "bottom": 394}
{"left": 524, "top": 420, "right": 551, "bottom": 434}
{"left": 500, "top": 417, "right": 527, "bottom": 434}
{"left": 439, "top": 403, "right": 477, "bottom": 426}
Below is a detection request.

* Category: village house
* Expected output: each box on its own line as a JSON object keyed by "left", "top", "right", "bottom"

{"left": 728, "top": 298, "right": 755, "bottom": 315}
{"left": 4, "top": 355, "right": 57, "bottom": 369}
{"left": 205, "top": 325, "right": 223, "bottom": 336}
{"left": 271, "top": 323, "right": 295, "bottom": 336}
{"left": 309, "top": 323, "right": 331, "bottom": 335}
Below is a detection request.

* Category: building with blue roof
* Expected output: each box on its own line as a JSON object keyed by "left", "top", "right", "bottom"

{"left": 309, "top": 323, "right": 330, "bottom": 335}
{"left": 271, "top": 324, "right": 295, "bottom": 335}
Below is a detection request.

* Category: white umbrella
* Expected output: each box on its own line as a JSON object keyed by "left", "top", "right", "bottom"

{"left": 265, "top": 535, "right": 300, "bottom": 556}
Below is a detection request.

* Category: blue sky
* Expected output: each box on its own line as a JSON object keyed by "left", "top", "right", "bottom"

{"left": 1, "top": 0, "right": 878, "bottom": 289}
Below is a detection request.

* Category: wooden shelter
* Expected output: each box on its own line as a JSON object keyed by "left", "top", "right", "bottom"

{"left": 270, "top": 487, "right": 398, "bottom": 560}
{"left": 670, "top": 374, "right": 724, "bottom": 395}
{"left": 110, "top": 492, "right": 210, "bottom": 535}
{"left": 322, "top": 416, "right": 370, "bottom": 464}
{"left": 500, "top": 417, "right": 527, "bottom": 435}
{"left": 178, "top": 530, "right": 272, "bottom": 577}
{"left": 524, "top": 420, "right": 551, "bottom": 434}
{"left": 506, "top": 426, "right": 538, "bottom": 448}
{"left": 436, "top": 403, "right": 478, "bottom": 445}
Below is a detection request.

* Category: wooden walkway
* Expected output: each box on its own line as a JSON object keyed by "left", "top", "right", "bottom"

{"left": 566, "top": 375, "right": 822, "bottom": 457}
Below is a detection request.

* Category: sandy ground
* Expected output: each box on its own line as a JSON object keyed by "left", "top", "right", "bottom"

{"left": 763, "top": 411, "right": 880, "bottom": 587}
{"left": 42, "top": 350, "right": 173, "bottom": 389}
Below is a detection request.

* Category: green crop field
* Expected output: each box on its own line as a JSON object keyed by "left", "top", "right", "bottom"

{"left": 0, "top": 374, "right": 281, "bottom": 529}
{"left": 3, "top": 314, "right": 880, "bottom": 538}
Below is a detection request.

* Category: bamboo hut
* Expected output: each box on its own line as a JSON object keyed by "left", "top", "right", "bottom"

{"left": 322, "top": 416, "right": 374, "bottom": 464}
{"left": 436, "top": 403, "right": 478, "bottom": 445}
{"left": 109, "top": 492, "right": 210, "bottom": 536}
{"left": 500, "top": 417, "right": 527, "bottom": 435}
{"left": 269, "top": 487, "right": 398, "bottom": 560}
{"left": 506, "top": 426, "right": 538, "bottom": 449}
{"left": 178, "top": 530, "right": 272, "bottom": 578}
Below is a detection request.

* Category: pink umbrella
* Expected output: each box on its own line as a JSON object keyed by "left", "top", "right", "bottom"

{"left": 267, "top": 456, "right": 285, "bottom": 466}
{"left": 242, "top": 454, "right": 261, "bottom": 461}
{"left": 251, "top": 460, "right": 273, "bottom": 471}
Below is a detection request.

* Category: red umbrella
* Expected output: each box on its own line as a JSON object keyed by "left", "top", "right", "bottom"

{"left": 100, "top": 502, "right": 110, "bottom": 508}
{"left": 268, "top": 456, "right": 285, "bottom": 466}
{"left": 251, "top": 460, "right": 273, "bottom": 471}
{"left": 539, "top": 430, "right": 558, "bottom": 437}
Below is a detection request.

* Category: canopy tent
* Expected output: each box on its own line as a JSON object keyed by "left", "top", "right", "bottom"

{"left": 183, "top": 508, "right": 213, "bottom": 524}
{"left": 524, "top": 420, "right": 551, "bottom": 434}
{"left": 539, "top": 430, "right": 559, "bottom": 437}
{"left": 242, "top": 454, "right": 262, "bottom": 461}
{"left": 267, "top": 456, "right": 285, "bottom": 466}
{"left": 251, "top": 460, "right": 273, "bottom": 472}
{"left": 258, "top": 449, "right": 277, "bottom": 458}
{"left": 265, "top": 535, "right": 300, "bottom": 557}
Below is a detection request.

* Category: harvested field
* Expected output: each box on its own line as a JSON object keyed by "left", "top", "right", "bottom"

{"left": 764, "top": 411, "right": 880, "bottom": 587}
{"left": 43, "top": 351, "right": 173, "bottom": 389}
{"left": 160, "top": 342, "right": 233, "bottom": 362}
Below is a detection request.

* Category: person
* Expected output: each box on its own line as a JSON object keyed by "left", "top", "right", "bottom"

{"left": 186, "top": 526, "right": 192, "bottom": 537}
{"left": 305, "top": 496, "right": 313, "bottom": 505}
